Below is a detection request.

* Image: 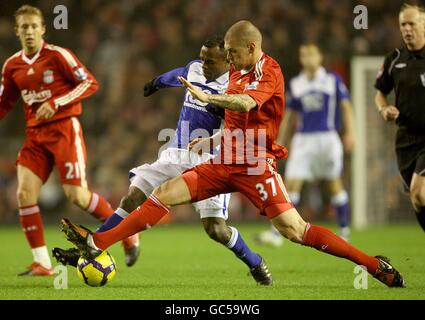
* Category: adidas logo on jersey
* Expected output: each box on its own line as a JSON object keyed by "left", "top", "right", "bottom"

{"left": 27, "top": 67, "right": 35, "bottom": 75}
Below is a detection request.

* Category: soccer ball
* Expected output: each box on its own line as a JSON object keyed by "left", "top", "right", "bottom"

{"left": 76, "top": 251, "right": 116, "bottom": 287}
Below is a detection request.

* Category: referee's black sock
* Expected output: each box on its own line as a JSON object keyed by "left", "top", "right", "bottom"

{"left": 415, "top": 207, "right": 425, "bottom": 232}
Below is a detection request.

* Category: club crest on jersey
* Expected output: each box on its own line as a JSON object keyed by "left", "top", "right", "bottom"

{"left": 245, "top": 81, "right": 259, "bottom": 90}
{"left": 43, "top": 70, "right": 54, "bottom": 84}
{"left": 420, "top": 73, "right": 425, "bottom": 87}
{"left": 74, "top": 67, "right": 88, "bottom": 81}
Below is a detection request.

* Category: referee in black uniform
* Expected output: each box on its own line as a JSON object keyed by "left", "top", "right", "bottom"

{"left": 375, "top": 4, "right": 425, "bottom": 232}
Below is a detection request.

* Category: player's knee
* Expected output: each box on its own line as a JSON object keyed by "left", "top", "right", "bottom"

{"left": 16, "top": 187, "right": 36, "bottom": 205}
{"left": 119, "top": 187, "right": 146, "bottom": 212}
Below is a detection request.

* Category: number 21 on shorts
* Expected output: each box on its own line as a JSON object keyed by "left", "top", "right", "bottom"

{"left": 65, "top": 162, "right": 81, "bottom": 180}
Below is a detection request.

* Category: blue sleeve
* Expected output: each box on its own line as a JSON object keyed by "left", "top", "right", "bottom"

{"left": 334, "top": 74, "right": 350, "bottom": 102}
{"left": 286, "top": 88, "right": 301, "bottom": 111}
{"left": 154, "top": 60, "right": 198, "bottom": 88}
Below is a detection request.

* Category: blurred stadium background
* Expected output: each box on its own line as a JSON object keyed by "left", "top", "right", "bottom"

{"left": 0, "top": 0, "right": 420, "bottom": 226}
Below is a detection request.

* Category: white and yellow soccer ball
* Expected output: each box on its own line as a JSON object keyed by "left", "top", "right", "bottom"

{"left": 76, "top": 251, "right": 116, "bottom": 287}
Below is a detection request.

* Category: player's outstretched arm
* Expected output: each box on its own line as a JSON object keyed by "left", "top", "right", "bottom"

{"left": 146, "top": 63, "right": 195, "bottom": 96}
{"left": 178, "top": 76, "right": 256, "bottom": 112}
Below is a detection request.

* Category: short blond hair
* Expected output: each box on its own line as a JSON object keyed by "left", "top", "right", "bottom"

{"left": 400, "top": 3, "right": 425, "bottom": 14}
{"left": 14, "top": 5, "right": 45, "bottom": 28}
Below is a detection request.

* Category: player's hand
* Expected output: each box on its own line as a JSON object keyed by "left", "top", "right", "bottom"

{"left": 342, "top": 132, "right": 355, "bottom": 154}
{"left": 178, "top": 76, "right": 209, "bottom": 102}
{"left": 143, "top": 78, "right": 159, "bottom": 97}
{"left": 35, "top": 102, "right": 56, "bottom": 121}
{"left": 188, "top": 137, "right": 212, "bottom": 155}
{"left": 380, "top": 105, "right": 399, "bottom": 121}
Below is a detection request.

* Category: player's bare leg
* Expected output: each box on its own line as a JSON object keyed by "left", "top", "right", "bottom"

{"left": 60, "top": 176, "right": 191, "bottom": 259}
{"left": 271, "top": 208, "right": 405, "bottom": 287}
{"left": 56, "top": 186, "right": 147, "bottom": 267}
{"left": 254, "top": 179, "right": 303, "bottom": 247}
{"left": 326, "top": 178, "right": 350, "bottom": 241}
{"left": 410, "top": 173, "right": 425, "bottom": 232}
{"left": 16, "top": 165, "right": 53, "bottom": 276}
{"left": 202, "top": 217, "right": 272, "bottom": 285}
{"left": 62, "top": 184, "right": 140, "bottom": 266}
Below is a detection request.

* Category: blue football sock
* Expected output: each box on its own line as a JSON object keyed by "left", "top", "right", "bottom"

{"left": 96, "top": 208, "right": 128, "bottom": 232}
{"left": 332, "top": 191, "right": 350, "bottom": 228}
{"left": 226, "top": 227, "right": 261, "bottom": 268}
{"left": 335, "top": 202, "right": 350, "bottom": 228}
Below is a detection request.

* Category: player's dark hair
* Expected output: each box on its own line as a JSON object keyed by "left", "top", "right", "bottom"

{"left": 203, "top": 35, "right": 225, "bottom": 51}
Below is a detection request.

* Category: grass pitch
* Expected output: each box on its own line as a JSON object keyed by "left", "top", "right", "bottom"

{"left": 0, "top": 223, "right": 424, "bottom": 300}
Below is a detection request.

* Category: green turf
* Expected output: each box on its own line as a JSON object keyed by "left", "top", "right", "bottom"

{"left": 0, "top": 223, "right": 424, "bottom": 300}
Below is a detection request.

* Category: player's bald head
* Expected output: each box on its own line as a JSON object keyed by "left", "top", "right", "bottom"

{"left": 225, "top": 20, "right": 262, "bottom": 47}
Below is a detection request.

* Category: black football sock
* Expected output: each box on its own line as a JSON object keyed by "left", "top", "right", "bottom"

{"left": 415, "top": 206, "right": 425, "bottom": 232}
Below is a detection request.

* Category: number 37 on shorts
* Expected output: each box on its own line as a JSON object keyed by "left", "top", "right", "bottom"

{"left": 249, "top": 171, "right": 293, "bottom": 218}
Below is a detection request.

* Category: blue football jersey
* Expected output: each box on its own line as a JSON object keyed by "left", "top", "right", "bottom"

{"left": 154, "top": 60, "right": 228, "bottom": 152}
{"left": 287, "top": 67, "right": 350, "bottom": 133}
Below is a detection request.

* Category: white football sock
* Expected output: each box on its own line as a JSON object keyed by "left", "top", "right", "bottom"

{"left": 32, "top": 246, "right": 52, "bottom": 269}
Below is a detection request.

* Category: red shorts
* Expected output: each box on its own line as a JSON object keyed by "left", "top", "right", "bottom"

{"left": 182, "top": 160, "right": 293, "bottom": 219}
{"left": 17, "top": 117, "right": 88, "bottom": 187}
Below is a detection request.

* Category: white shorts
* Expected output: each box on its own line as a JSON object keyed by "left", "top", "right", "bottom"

{"left": 285, "top": 131, "right": 343, "bottom": 181}
{"left": 129, "top": 148, "right": 230, "bottom": 220}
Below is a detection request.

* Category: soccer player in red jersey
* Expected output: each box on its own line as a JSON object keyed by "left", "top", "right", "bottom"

{"left": 0, "top": 5, "right": 138, "bottom": 276}
{"left": 62, "top": 20, "right": 405, "bottom": 287}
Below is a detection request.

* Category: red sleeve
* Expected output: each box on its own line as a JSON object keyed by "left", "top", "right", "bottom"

{"left": 244, "top": 65, "right": 277, "bottom": 109}
{"left": 48, "top": 47, "right": 99, "bottom": 110}
{"left": 0, "top": 61, "right": 20, "bottom": 120}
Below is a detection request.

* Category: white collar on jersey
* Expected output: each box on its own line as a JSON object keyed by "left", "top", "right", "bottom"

{"left": 302, "top": 66, "right": 326, "bottom": 81}
{"left": 214, "top": 71, "right": 229, "bottom": 84}
{"left": 21, "top": 40, "right": 45, "bottom": 65}
{"left": 240, "top": 52, "right": 264, "bottom": 75}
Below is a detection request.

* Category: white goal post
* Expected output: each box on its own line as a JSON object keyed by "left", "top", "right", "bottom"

{"left": 351, "top": 56, "right": 412, "bottom": 229}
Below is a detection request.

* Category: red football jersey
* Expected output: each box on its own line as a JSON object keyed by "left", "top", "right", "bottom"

{"left": 0, "top": 41, "right": 98, "bottom": 127}
{"left": 222, "top": 53, "right": 288, "bottom": 164}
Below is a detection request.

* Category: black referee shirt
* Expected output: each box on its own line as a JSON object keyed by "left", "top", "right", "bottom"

{"left": 375, "top": 45, "right": 425, "bottom": 133}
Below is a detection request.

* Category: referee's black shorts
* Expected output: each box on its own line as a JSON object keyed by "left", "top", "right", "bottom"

{"left": 396, "top": 127, "right": 425, "bottom": 189}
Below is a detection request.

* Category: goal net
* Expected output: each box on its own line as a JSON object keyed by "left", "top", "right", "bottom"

{"left": 351, "top": 57, "right": 412, "bottom": 229}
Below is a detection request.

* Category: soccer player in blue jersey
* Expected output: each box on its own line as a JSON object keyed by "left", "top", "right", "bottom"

{"left": 54, "top": 36, "right": 272, "bottom": 285}
{"left": 255, "top": 44, "right": 355, "bottom": 246}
